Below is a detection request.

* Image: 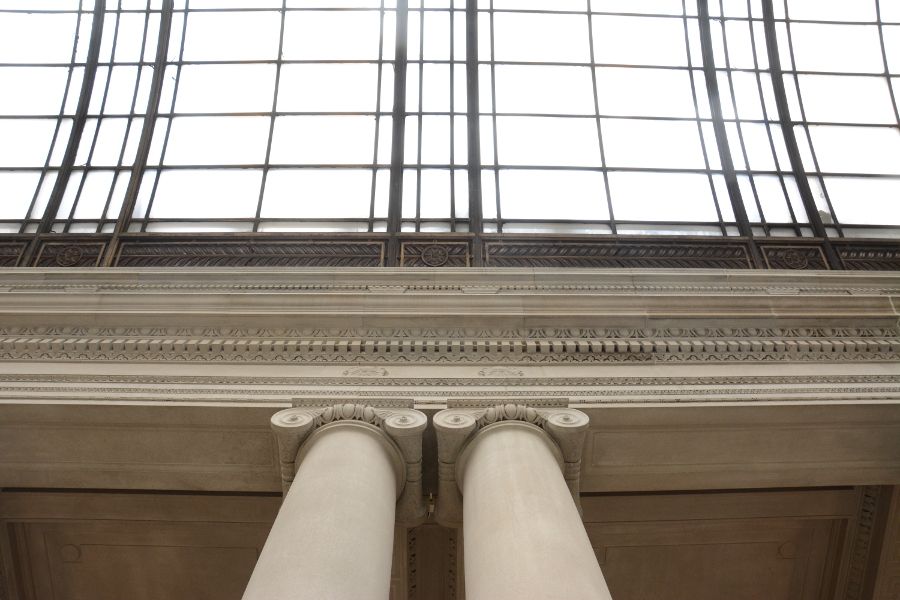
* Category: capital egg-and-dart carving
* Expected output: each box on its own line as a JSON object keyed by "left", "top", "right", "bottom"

{"left": 270, "top": 402, "right": 428, "bottom": 525}
{"left": 433, "top": 403, "right": 590, "bottom": 527}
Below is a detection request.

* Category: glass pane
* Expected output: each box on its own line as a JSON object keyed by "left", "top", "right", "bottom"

{"left": 0, "top": 68, "right": 69, "bottom": 115}
{"left": 493, "top": 13, "right": 590, "bottom": 64}
{"left": 278, "top": 64, "right": 386, "bottom": 113}
{"left": 163, "top": 116, "right": 270, "bottom": 165}
{"left": 593, "top": 15, "right": 690, "bottom": 67}
{"left": 176, "top": 64, "right": 277, "bottom": 114}
{"left": 283, "top": 11, "right": 383, "bottom": 60}
{"left": 495, "top": 117, "right": 601, "bottom": 166}
{"left": 498, "top": 169, "right": 609, "bottom": 220}
{"left": 788, "top": 24, "right": 883, "bottom": 73}
{"left": 494, "top": 66, "right": 595, "bottom": 115}
{"left": 181, "top": 11, "right": 281, "bottom": 61}
{"left": 826, "top": 177, "right": 900, "bottom": 225}
{"left": 609, "top": 172, "right": 718, "bottom": 221}
{"left": 0, "top": 172, "right": 42, "bottom": 219}
{"left": 602, "top": 119, "right": 707, "bottom": 169}
{"left": 269, "top": 116, "right": 376, "bottom": 165}
{"left": 0, "top": 13, "right": 79, "bottom": 63}
{"left": 808, "top": 126, "right": 900, "bottom": 175}
{"left": 149, "top": 169, "right": 262, "bottom": 217}
{"left": 595, "top": 67, "right": 697, "bottom": 117}
{"left": 798, "top": 75, "right": 896, "bottom": 124}
{"left": 0, "top": 119, "right": 57, "bottom": 167}
{"left": 261, "top": 169, "right": 373, "bottom": 217}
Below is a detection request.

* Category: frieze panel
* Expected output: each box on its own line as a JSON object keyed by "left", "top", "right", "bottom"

{"left": 33, "top": 242, "right": 105, "bottom": 267}
{"left": 401, "top": 242, "right": 469, "bottom": 268}
{"left": 837, "top": 245, "right": 900, "bottom": 272}
{"left": 114, "top": 240, "right": 385, "bottom": 267}
{"left": 0, "top": 242, "right": 26, "bottom": 267}
{"left": 761, "top": 245, "right": 829, "bottom": 270}
{"left": 485, "top": 240, "right": 752, "bottom": 269}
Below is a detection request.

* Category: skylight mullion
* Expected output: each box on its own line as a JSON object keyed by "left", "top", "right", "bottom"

{"left": 97, "top": 0, "right": 155, "bottom": 234}
{"left": 778, "top": 0, "right": 842, "bottom": 237}
{"left": 876, "top": 0, "right": 900, "bottom": 127}
{"left": 586, "top": 0, "right": 616, "bottom": 234}
{"left": 742, "top": 0, "right": 804, "bottom": 233}
{"left": 137, "top": 0, "right": 188, "bottom": 232}
{"left": 253, "top": 0, "right": 287, "bottom": 233}
{"left": 15, "top": 1, "right": 87, "bottom": 235}
{"left": 759, "top": 0, "right": 840, "bottom": 262}
{"left": 104, "top": 0, "right": 173, "bottom": 261}
{"left": 690, "top": 0, "right": 730, "bottom": 238}
{"left": 30, "top": 0, "right": 106, "bottom": 246}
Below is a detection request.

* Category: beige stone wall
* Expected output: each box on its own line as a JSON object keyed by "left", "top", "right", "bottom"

{"left": 0, "top": 268, "right": 898, "bottom": 599}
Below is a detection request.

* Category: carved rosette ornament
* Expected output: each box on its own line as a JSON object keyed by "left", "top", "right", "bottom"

{"left": 271, "top": 402, "right": 428, "bottom": 525}
{"left": 433, "top": 403, "right": 590, "bottom": 527}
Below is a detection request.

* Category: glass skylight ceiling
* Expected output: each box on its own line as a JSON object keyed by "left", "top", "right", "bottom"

{"left": 0, "top": 0, "right": 898, "bottom": 238}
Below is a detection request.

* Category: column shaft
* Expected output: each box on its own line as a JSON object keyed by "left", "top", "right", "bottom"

{"left": 460, "top": 423, "right": 612, "bottom": 600}
{"left": 243, "top": 423, "right": 398, "bottom": 600}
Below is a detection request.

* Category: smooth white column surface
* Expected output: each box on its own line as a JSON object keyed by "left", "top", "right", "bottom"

{"left": 242, "top": 422, "right": 399, "bottom": 600}
{"left": 459, "top": 422, "right": 613, "bottom": 600}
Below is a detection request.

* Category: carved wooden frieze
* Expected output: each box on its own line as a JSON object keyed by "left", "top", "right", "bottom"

{"left": 761, "top": 245, "right": 829, "bottom": 270}
{"left": 114, "top": 240, "right": 386, "bottom": 267}
{"left": 401, "top": 242, "right": 470, "bottom": 267}
{"left": 34, "top": 242, "right": 105, "bottom": 267}
{"left": 485, "top": 240, "right": 752, "bottom": 268}
{"left": 837, "top": 245, "right": 900, "bottom": 272}
{"left": 0, "top": 242, "right": 26, "bottom": 267}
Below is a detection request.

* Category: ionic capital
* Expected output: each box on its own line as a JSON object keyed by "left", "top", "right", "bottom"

{"left": 433, "top": 403, "right": 590, "bottom": 527}
{"left": 270, "top": 403, "right": 428, "bottom": 525}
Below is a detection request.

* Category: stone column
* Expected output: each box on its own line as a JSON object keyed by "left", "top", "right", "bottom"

{"left": 435, "top": 404, "right": 612, "bottom": 600}
{"left": 243, "top": 404, "right": 427, "bottom": 600}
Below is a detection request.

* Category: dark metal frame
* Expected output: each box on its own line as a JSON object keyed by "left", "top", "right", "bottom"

{"left": 1, "top": 0, "right": 899, "bottom": 269}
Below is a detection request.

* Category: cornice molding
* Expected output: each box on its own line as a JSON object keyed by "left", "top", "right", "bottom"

{"left": 2, "top": 374, "right": 899, "bottom": 407}
{"left": 0, "top": 326, "right": 897, "bottom": 365}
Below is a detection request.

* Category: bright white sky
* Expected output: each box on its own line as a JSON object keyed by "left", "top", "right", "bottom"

{"left": 0, "top": 1, "right": 898, "bottom": 232}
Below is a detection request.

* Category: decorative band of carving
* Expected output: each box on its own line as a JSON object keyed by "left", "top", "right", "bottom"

{"left": 271, "top": 402, "right": 427, "bottom": 525}
{"left": 433, "top": 403, "right": 589, "bottom": 527}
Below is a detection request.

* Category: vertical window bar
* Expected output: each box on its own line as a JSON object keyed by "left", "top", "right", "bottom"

{"left": 63, "top": 1, "right": 125, "bottom": 231}
{"left": 386, "top": 0, "right": 410, "bottom": 264}
{"left": 137, "top": 0, "right": 188, "bottom": 232}
{"left": 876, "top": 1, "right": 900, "bottom": 127}
{"left": 367, "top": 0, "right": 389, "bottom": 233}
{"left": 449, "top": 0, "right": 457, "bottom": 233}
{"left": 415, "top": 6, "right": 425, "bottom": 232}
{"left": 466, "top": 0, "right": 484, "bottom": 263}
{"left": 761, "top": 0, "right": 841, "bottom": 267}
{"left": 775, "top": 0, "right": 842, "bottom": 238}
{"left": 713, "top": 0, "right": 772, "bottom": 236}
{"left": 585, "top": 0, "right": 616, "bottom": 234}
{"left": 488, "top": 0, "right": 501, "bottom": 231}
{"left": 691, "top": 0, "right": 733, "bottom": 239}
{"left": 26, "top": 0, "right": 106, "bottom": 257}
{"left": 253, "top": 0, "right": 287, "bottom": 233}
{"left": 742, "top": 0, "right": 803, "bottom": 234}
{"left": 103, "top": 0, "right": 173, "bottom": 265}
{"left": 97, "top": 0, "right": 155, "bottom": 234}
{"left": 18, "top": 0, "right": 88, "bottom": 236}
